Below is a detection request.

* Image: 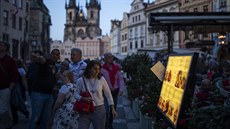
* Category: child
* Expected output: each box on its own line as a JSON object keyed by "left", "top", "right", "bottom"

{"left": 52, "top": 70, "right": 79, "bottom": 129}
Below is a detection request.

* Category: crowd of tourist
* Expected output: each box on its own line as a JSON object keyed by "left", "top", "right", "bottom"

{"left": 0, "top": 39, "right": 229, "bottom": 129}
{"left": 0, "top": 41, "right": 125, "bottom": 129}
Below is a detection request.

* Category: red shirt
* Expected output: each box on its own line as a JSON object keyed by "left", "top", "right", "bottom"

{"left": 0, "top": 55, "right": 18, "bottom": 90}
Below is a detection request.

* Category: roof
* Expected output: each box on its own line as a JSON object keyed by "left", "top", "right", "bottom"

{"left": 149, "top": 12, "right": 230, "bottom": 33}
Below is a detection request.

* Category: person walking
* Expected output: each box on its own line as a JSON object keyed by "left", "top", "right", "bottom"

{"left": 10, "top": 59, "right": 29, "bottom": 125}
{"left": 69, "top": 48, "right": 87, "bottom": 82}
{"left": 52, "top": 70, "right": 79, "bottom": 129}
{"left": 101, "top": 52, "right": 125, "bottom": 129}
{"left": 28, "top": 49, "right": 60, "bottom": 129}
{"left": 0, "top": 41, "right": 19, "bottom": 129}
{"left": 27, "top": 50, "right": 43, "bottom": 95}
{"left": 75, "top": 60, "right": 117, "bottom": 129}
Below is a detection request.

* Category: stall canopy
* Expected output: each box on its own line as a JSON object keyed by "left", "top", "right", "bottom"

{"left": 148, "top": 12, "right": 230, "bottom": 53}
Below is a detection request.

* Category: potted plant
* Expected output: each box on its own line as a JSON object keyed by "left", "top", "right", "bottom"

{"left": 122, "top": 53, "right": 154, "bottom": 100}
{"left": 122, "top": 52, "right": 162, "bottom": 128}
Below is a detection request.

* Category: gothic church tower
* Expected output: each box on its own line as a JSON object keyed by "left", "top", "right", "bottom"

{"left": 64, "top": 0, "right": 101, "bottom": 42}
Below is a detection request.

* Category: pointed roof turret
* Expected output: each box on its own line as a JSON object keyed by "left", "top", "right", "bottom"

{"left": 69, "top": 0, "right": 76, "bottom": 8}
{"left": 65, "top": 0, "right": 67, "bottom": 9}
{"left": 89, "top": 0, "right": 97, "bottom": 5}
{"left": 86, "top": 0, "right": 101, "bottom": 10}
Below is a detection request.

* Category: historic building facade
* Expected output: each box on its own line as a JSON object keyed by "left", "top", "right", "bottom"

{"left": 51, "top": 35, "right": 110, "bottom": 60}
{"left": 0, "top": 0, "right": 52, "bottom": 58}
{"left": 51, "top": 0, "right": 110, "bottom": 60}
{"left": 120, "top": 12, "right": 129, "bottom": 55}
{"left": 179, "top": 0, "right": 213, "bottom": 48}
{"left": 127, "top": 0, "right": 148, "bottom": 54}
{"left": 110, "top": 20, "right": 121, "bottom": 54}
{"left": 145, "top": 0, "right": 180, "bottom": 50}
{"left": 0, "top": 0, "right": 31, "bottom": 59}
{"left": 30, "top": 0, "right": 52, "bottom": 56}
{"left": 64, "top": 0, "right": 101, "bottom": 41}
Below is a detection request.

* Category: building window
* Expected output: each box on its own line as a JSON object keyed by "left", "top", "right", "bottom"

{"left": 12, "top": 15, "right": 16, "bottom": 28}
{"left": 138, "top": 15, "right": 140, "bottom": 21}
{"left": 130, "top": 42, "right": 132, "bottom": 49}
{"left": 19, "top": 17, "right": 22, "bottom": 31}
{"left": 125, "top": 34, "right": 127, "bottom": 40}
{"left": 141, "top": 26, "right": 144, "bottom": 35}
{"left": 25, "top": 20, "right": 28, "bottom": 32}
{"left": 186, "top": 31, "right": 190, "bottom": 39}
{"left": 141, "top": 40, "right": 144, "bottom": 48}
{"left": 132, "top": 17, "right": 134, "bottom": 23}
{"left": 90, "top": 11, "right": 94, "bottom": 18}
{"left": 78, "top": 29, "right": 84, "bottom": 37}
{"left": 3, "top": 10, "right": 9, "bottom": 25}
{"left": 203, "top": 5, "right": 208, "bottom": 12}
{"left": 122, "top": 35, "right": 124, "bottom": 41}
{"left": 156, "top": 34, "right": 160, "bottom": 45}
{"left": 69, "top": 12, "right": 72, "bottom": 20}
{"left": 12, "top": 39, "right": 19, "bottom": 59}
{"left": 130, "top": 29, "right": 133, "bottom": 38}
{"left": 18, "top": 0, "right": 22, "bottom": 8}
{"left": 220, "top": 1, "right": 227, "bottom": 8}
{"left": 194, "top": 8, "right": 198, "bottom": 12}
{"left": 3, "top": 33, "right": 9, "bottom": 43}
{"left": 135, "top": 41, "right": 138, "bottom": 48}
{"left": 26, "top": 2, "right": 29, "bottom": 13}
{"left": 185, "top": 0, "right": 189, "bottom": 3}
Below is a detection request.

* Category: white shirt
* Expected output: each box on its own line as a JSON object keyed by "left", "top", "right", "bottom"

{"left": 69, "top": 60, "right": 87, "bottom": 82}
{"left": 74, "top": 77, "right": 114, "bottom": 106}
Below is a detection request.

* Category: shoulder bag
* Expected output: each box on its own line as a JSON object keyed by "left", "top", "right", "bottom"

{"left": 73, "top": 77, "right": 94, "bottom": 113}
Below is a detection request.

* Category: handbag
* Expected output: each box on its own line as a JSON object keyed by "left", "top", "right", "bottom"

{"left": 10, "top": 82, "right": 27, "bottom": 112}
{"left": 73, "top": 77, "right": 94, "bottom": 113}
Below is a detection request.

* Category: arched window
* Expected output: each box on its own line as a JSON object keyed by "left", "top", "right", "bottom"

{"left": 69, "top": 12, "right": 72, "bottom": 20}
{"left": 78, "top": 29, "right": 84, "bottom": 37}
{"left": 90, "top": 11, "right": 94, "bottom": 18}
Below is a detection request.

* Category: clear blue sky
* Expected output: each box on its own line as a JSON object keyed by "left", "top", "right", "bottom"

{"left": 44, "top": 0, "right": 149, "bottom": 41}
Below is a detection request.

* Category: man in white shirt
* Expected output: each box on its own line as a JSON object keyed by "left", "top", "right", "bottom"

{"left": 69, "top": 48, "right": 87, "bottom": 82}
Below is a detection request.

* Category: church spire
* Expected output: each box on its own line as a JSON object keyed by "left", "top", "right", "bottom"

{"left": 65, "top": 0, "right": 67, "bottom": 9}
{"left": 69, "top": 0, "right": 76, "bottom": 8}
{"left": 86, "top": 0, "right": 100, "bottom": 9}
{"left": 89, "top": 0, "right": 97, "bottom": 6}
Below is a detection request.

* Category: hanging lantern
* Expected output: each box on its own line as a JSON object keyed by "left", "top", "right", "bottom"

{"left": 218, "top": 32, "right": 227, "bottom": 45}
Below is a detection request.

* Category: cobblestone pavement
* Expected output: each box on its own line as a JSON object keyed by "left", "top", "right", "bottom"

{"left": 11, "top": 89, "right": 139, "bottom": 129}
